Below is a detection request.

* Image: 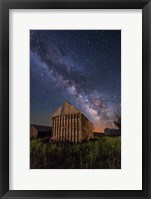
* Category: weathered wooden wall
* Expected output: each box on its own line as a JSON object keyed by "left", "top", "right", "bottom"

{"left": 30, "top": 126, "right": 38, "bottom": 139}
{"left": 81, "top": 115, "right": 93, "bottom": 140}
{"left": 52, "top": 113, "right": 82, "bottom": 142}
{"left": 52, "top": 101, "right": 94, "bottom": 142}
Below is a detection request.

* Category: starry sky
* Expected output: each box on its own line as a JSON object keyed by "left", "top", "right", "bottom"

{"left": 30, "top": 30, "right": 121, "bottom": 132}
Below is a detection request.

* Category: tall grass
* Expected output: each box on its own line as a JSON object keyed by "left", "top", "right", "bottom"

{"left": 30, "top": 136, "right": 121, "bottom": 169}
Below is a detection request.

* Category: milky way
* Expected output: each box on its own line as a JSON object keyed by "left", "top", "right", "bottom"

{"left": 30, "top": 30, "right": 121, "bottom": 132}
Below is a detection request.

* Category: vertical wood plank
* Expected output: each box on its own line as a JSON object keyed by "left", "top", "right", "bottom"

{"left": 79, "top": 114, "right": 82, "bottom": 141}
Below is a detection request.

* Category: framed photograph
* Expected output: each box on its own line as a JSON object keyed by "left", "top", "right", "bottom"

{"left": 0, "top": 0, "right": 150, "bottom": 198}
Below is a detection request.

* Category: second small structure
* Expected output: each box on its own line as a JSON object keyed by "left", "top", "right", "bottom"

{"left": 51, "top": 101, "right": 94, "bottom": 142}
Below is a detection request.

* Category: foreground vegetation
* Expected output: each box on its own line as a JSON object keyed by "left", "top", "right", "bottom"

{"left": 30, "top": 136, "right": 121, "bottom": 169}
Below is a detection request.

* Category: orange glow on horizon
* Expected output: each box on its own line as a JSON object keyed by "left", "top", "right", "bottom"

{"left": 93, "top": 127, "right": 104, "bottom": 133}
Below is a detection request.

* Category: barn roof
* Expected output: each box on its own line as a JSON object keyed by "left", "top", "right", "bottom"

{"left": 52, "top": 100, "right": 80, "bottom": 117}
{"left": 31, "top": 124, "right": 52, "bottom": 132}
{"left": 52, "top": 100, "right": 93, "bottom": 126}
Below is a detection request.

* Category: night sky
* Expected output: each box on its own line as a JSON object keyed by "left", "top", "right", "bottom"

{"left": 30, "top": 30, "right": 121, "bottom": 132}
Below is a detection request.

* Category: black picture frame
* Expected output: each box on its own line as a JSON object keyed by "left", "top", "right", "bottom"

{"left": 0, "top": 0, "right": 150, "bottom": 198}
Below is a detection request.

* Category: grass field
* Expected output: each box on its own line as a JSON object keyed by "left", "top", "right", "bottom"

{"left": 30, "top": 136, "right": 121, "bottom": 169}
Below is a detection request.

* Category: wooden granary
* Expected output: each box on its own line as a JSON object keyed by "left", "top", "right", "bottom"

{"left": 51, "top": 101, "right": 94, "bottom": 142}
